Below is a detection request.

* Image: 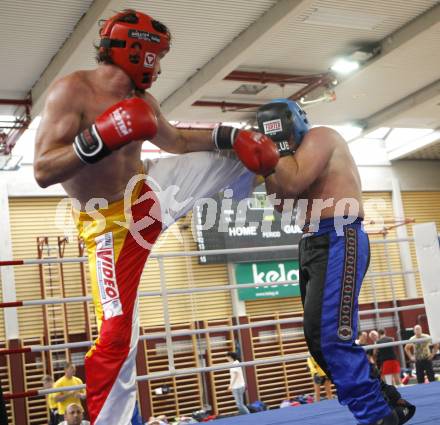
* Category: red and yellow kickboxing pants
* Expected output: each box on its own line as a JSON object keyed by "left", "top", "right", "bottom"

{"left": 75, "top": 181, "right": 161, "bottom": 424}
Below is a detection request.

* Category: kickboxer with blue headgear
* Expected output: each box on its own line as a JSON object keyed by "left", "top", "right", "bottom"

{"left": 251, "top": 98, "right": 416, "bottom": 425}
{"left": 256, "top": 98, "right": 310, "bottom": 156}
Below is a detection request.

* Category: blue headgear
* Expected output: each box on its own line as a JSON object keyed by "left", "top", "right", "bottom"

{"left": 268, "top": 98, "right": 311, "bottom": 144}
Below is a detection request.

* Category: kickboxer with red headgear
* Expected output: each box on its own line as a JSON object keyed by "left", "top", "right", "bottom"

{"left": 34, "top": 9, "right": 278, "bottom": 425}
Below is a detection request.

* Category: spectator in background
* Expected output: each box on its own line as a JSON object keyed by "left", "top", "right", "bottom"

{"left": 369, "top": 330, "right": 379, "bottom": 342}
{"left": 369, "top": 330, "right": 379, "bottom": 345}
{"left": 59, "top": 403, "right": 90, "bottom": 425}
{"left": 54, "top": 363, "right": 86, "bottom": 421}
{"left": 148, "top": 415, "right": 168, "bottom": 424}
{"left": 226, "top": 352, "right": 250, "bottom": 415}
{"left": 404, "top": 325, "right": 439, "bottom": 384}
{"left": 367, "top": 330, "right": 379, "bottom": 366}
{"left": 375, "top": 329, "right": 401, "bottom": 386}
{"left": 307, "top": 356, "right": 333, "bottom": 402}
{"left": 356, "top": 331, "right": 369, "bottom": 346}
{"left": 42, "top": 375, "right": 58, "bottom": 425}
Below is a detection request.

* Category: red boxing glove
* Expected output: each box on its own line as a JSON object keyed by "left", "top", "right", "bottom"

{"left": 234, "top": 130, "right": 280, "bottom": 176}
{"left": 212, "top": 126, "right": 280, "bottom": 175}
{"left": 73, "top": 97, "right": 158, "bottom": 163}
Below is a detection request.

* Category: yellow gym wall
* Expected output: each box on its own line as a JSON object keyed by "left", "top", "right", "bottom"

{"left": 3, "top": 197, "right": 233, "bottom": 340}
{"left": 2, "top": 191, "right": 439, "bottom": 339}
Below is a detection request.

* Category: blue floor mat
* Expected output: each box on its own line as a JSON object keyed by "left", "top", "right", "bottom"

{"left": 215, "top": 382, "right": 440, "bottom": 424}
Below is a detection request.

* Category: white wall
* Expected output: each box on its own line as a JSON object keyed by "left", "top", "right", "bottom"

{"left": 359, "top": 160, "right": 440, "bottom": 192}
{"left": 1, "top": 165, "right": 65, "bottom": 196}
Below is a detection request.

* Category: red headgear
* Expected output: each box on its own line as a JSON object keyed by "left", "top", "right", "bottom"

{"left": 99, "top": 10, "right": 170, "bottom": 90}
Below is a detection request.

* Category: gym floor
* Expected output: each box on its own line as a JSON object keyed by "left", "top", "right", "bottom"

{"left": 215, "top": 382, "right": 440, "bottom": 425}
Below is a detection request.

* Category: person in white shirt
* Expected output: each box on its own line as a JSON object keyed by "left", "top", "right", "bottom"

{"left": 59, "top": 403, "right": 90, "bottom": 425}
{"left": 226, "top": 352, "right": 250, "bottom": 415}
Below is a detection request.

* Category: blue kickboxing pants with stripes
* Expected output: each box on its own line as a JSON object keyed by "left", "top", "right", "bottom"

{"left": 299, "top": 217, "right": 391, "bottom": 424}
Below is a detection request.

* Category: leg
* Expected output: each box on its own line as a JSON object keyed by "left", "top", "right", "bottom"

{"left": 314, "top": 383, "right": 321, "bottom": 402}
{"left": 392, "top": 373, "right": 401, "bottom": 386}
{"left": 424, "top": 359, "right": 435, "bottom": 382}
{"left": 300, "top": 226, "right": 392, "bottom": 424}
{"left": 415, "top": 361, "right": 424, "bottom": 383}
{"left": 232, "top": 387, "right": 249, "bottom": 414}
{"left": 76, "top": 183, "right": 162, "bottom": 425}
{"left": 49, "top": 409, "right": 58, "bottom": 425}
{"left": 324, "top": 379, "right": 333, "bottom": 400}
{"left": 383, "top": 374, "right": 393, "bottom": 385}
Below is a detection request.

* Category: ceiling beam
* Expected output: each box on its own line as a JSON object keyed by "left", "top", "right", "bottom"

{"left": 0, "top": 99, "right": 32, "bottom": 106}
{"left": 360, "top": 78, "right": 440, "bottom": 135}
{"left": 343, "top": 3, "right": 440, "bottom": 86}
{"left": 378, "top": 3, "right": 440, "bottom": 59}
{"left": 31, "top": 0, "right": 123, "bottom": 117}
{"left": 387, "top": 130, "right": 440, "bottom": 161}
{"left": 331, "top": 3, "right": 440, "bottom": 130}
{"left": 160, "top": 0, "right": 315, "bottom": 117}
{"left": 224, "top": 70, "right": 330, "bottom": 85}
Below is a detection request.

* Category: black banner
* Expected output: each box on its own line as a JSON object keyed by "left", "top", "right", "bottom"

{"left": 192, "top": 190, "right": 302, "bottom": 264}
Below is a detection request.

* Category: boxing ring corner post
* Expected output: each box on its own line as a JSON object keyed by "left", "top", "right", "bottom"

{"left": 413, "top": 222, "right": 440, "bottom": 342}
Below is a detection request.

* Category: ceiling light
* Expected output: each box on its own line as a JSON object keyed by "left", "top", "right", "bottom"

{"left": 331, "top": 59, "right": 360, "bottom": 75}
{"left": 232, "top": 84, "right": 267, "bottom": 95}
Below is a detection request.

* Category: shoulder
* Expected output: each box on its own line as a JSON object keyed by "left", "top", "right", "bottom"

{"left": 45, "top": 72, "right": 88, "bottom": 107}
{"left": 74, "top": 376, "right": 84, "bottom": 384}
{"left": 142, "top": 91, "right": 161, "bottom": 114}
{"left": 54, "top": 377, "right": 64, "bottom": 386}
{"left": 307, "top": 126, "right": 343, "bottom": 142}
{"left": 300, "top": 126, "right": 343, "bottom": 152}
{"left": 50, "top": 72, "right": 87, "bottom": 95}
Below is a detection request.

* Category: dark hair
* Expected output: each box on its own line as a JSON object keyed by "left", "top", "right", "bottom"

{"left": 227, "top": 351, "right": 240, "bottom": 361}
{"left": 378, "top": 329, "right": 386, "bottom": 336}
{"left": 64, "top": 362, "right": 75, "bottom": 371}
{"left": 95, "top": 9, "right": 171, "bottom": 65}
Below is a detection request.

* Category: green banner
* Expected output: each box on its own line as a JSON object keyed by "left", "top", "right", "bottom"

{"left": 235, "top": 260, "right": 300, "bottom": 301}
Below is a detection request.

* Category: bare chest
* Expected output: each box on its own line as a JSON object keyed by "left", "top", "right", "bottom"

{"left": 63, "top": 93, "right": 144, "bottom": 207}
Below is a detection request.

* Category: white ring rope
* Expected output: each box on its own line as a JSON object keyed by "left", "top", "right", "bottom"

{"left": 35, "top": 335, "right": 437, "bottom": 398}
{"left": 2, "top": 303, "right": 425, "bottom": 355}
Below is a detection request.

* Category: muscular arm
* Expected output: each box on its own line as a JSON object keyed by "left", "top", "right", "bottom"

{"left": 145, "top": 93, "right": 214, "bottom": 154}
{"left": 34, "top": 77, "right": 84, "bottom": 187}
{"left": 404, "top": 343, "right": 414, "bottom": 359}
{"left": 265, "top": 127, "right": 337, "bottom": 198}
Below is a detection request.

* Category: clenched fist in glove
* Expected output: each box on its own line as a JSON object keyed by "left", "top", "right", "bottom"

{"left": 212, "top": 126, "right": 279, "bottom": 176}
{"left": 73, "top": 97, "right": 158, "bottom": 163}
